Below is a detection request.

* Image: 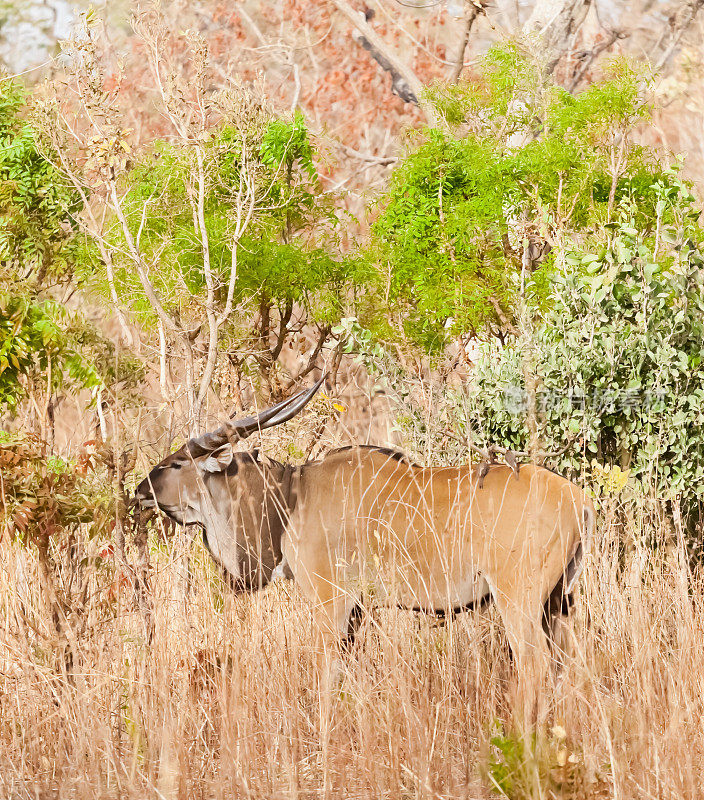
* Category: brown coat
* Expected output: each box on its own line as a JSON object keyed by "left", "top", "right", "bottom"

{"left": 283, "top": 447, "right": 594, "bottom": 710}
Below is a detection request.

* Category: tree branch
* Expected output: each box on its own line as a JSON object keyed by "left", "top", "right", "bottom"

{"left": 567, "top": 28, "right": 627, "bottom": 93}
{"left": 449, "top": 2, "right": 485, "bottom": 82}
{"left": 270, "top": 300, "right": 294, "bottom": 363}
{"left": 340, "top": 142, "right": 398, "bottom": 166}
{"left": 108, "top": 182, "right": 180, "bottom": 335}
{"left": 488, "top": 295, "right": 520, "bottom": 337}
{"left": 329, "top": 0, "right": 438, "bottom": 126}
{"left": 285, "top": 325, "right": 331, "bottom": 391}
{"left": 523, "top": 0, "right": 592, "bottom": 77}
{"left": 654, "top": 0, "right": 704, "bottom": 72}
{"left": 192, "top": 146, "right": 219, "bottom": 420}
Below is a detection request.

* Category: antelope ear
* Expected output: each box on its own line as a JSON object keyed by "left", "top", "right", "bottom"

{"left": 201, "top": 443, "right": 234, "bottom": 473}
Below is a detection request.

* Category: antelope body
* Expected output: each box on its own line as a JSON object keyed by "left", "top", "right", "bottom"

{"left": 135, "top": 379, "right": 594, "bottom": 711}
{"left": 284, "top": 447, "right": 593, "bottom": 712}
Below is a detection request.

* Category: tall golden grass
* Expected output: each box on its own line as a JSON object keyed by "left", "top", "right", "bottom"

{"left": 1, "top": 484, "right": 703, "bottom": 799}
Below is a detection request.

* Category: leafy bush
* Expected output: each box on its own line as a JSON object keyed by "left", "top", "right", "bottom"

{"left": 0, "top": 432, "right": 118, "bottom": 662}
{"left": 464, "top": 179, "right": 704, "bottom": 522}
{"left": 0, "top": 294, "right": 102, "bottom": 408}
{"left": 0, "top": 80, "right": 131, "bottom": 411}
{"left": 370, "top": 46, "right": 671, "bottom": 350}
{"left": 0, "top": 80, "right": 81, "bottom": 277}
{"left": 93, "top": 112, "right": 369, "bottom": 340}
{"left": 0, "top": 433, "right": 110, "bottom": 546}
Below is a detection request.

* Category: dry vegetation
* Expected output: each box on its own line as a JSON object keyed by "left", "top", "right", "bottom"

{"left": 4, "top": 2, "right": 704, "bottom": 798}
{"left": 1, "top": 456, "right": 703, "bottom": 799}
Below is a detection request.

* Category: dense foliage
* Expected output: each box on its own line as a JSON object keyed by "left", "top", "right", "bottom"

{"left": 0, "top": 81, "right": 81, "bottom": 276}
{"left": 0, "top": 432, "right": 110, "bottom": 548}
{"left": 6, "top": 39, "right": 704, "bottom": 533}
{"left": 353, "top": 45, "right": 704, "bottom": 529}
{"left": 464, "top": 181, "right": 704, "bottom": 520}
{"left": 96, "top": 111, "right": 369, "bottom": 342}
{"left": 0, "top": 294, "right": 104, "bottom": 409}
{"left": 371, "top": 47, "right": 668, "bottom": 350}
{"left": 0, "top": 81, "right": 107, "bottom": 410}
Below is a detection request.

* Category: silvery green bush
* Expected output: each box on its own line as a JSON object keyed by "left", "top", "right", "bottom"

{"left": 465, "top": 188, "right": 704, "bottom": 522}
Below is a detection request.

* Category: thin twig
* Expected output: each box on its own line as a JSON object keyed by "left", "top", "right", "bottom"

{"left": 449, "top": 3, "right": 485, "bottom": 82}
{"left": 330, "top": 0, "right": 438, "bottom": 126}
{"left": 567, "top": 29, "right": 627, "bottom": 93}
{"left": 654, "top": 0, "right": 704, "bottom": 72}
{"left": 339, "top": 143, "right": 398, "bottom": 166}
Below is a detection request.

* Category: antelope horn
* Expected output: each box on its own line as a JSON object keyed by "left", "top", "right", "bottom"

{"left": 187, "top": 375, "right": 326, "bottom": 455}
{"left": 228, "top": 388, "right": 305, "bottom": 421}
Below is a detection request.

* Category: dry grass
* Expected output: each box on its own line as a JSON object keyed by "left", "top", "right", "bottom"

{"left": 1, "top": 497, "right": 703, "bottom": 800}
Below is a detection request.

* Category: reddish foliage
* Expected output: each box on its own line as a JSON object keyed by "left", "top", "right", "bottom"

{"left": 93, "top": 0, "right": 450, "bottom": 170}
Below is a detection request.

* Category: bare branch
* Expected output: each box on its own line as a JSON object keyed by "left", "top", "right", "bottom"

{"left": 449, "top": 2, "right": 486, "bottom": 82}
{"left": 192, "top": 146, "right": 219, "bottom": 418}
{"left": 286, "top": 326, "right": 331, "bottom": 391}
{"left": 270, "top": 301, "right": 294, "bottom": 363}
{"left": 217, "top": 137, "right": 257, "bottom": 327}
{"left": 108, "top": 182, "right": 180, "bottom": 335}
{"left": 339, "top": 142, "right": 398, "bottom": 166}
{"left": 567, "top": 28, "right": 627, "bottom": 93}
{"left": 41, "top": 140, "right": 136, "bottom": 348}
{"left": 329, "top": 0, "right": 438, "bottom": 126}
{"left": 290, "top": 59, "right": 301, "bottom": 114}
{"left": 654, "top": 0, "right": 704, "bottom": 72}
{"left": 523, "top": 0, "right": 592, "bottom": 76}
{"left": 236, "top": 6, "right": 268, "bottom": 46}
{"left": 487, "top": 295, "right": 520, "bottom": 337}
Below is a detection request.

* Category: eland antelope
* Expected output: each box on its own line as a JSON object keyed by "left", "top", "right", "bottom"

{"left": 135, "top": 378, "right": 594, "bottom": 711}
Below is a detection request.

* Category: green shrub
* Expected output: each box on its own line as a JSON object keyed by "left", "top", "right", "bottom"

{"left": 91, "top": 112, "right": 369, "bottom": 340}
{"left": 370, "top": 46, "right": 671, "bottom": 350}
{"left": 0, "top": 80, "right": 81, "bottom": 277}
{"left": 0, "top": 80, "right": 129, "bottom": 411}
{"left": 464, "top": 179, "right": 704, "bottom": 522}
